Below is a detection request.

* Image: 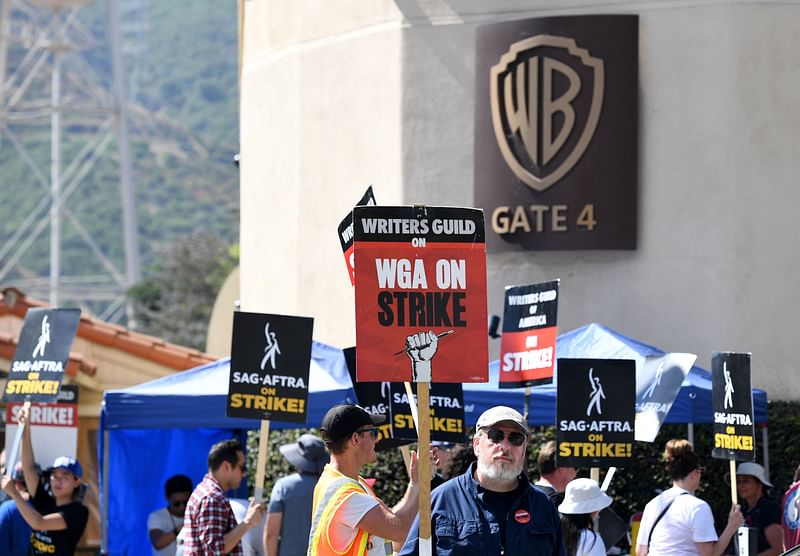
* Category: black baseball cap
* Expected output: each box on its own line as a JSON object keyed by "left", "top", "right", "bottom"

{"left": 321, "top": 404, "right": 386, "bottom": 443}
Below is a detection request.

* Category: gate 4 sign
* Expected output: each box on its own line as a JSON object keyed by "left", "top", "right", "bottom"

{"left": 475, "top": 15, "right": 638, "bottom": 250}
{"left": 556, "top": 358, "right": 635, "bottom": 467}
{"left": 499, "top": 280, "right": 559, "bottom": 387}
{"left": 3, "top": 308, "right": 81, "bottom": 403}
{"left": 227, "top": 312, "right": 314, "bottom": 423}
{"left": 711, "top": 352, "right": 755, "bottom": 461}
{"left": 353, "top": 205, "right": 488, "bottom": 383}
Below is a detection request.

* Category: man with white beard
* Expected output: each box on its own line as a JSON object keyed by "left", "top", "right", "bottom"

{"left": 399, "top": 406, "right": 566, "bottom": 555}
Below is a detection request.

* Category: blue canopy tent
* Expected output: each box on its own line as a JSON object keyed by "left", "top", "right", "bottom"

{"left": 463, "top": 322, "right": 769, "bottom": 425}
{"left": 99, "top": 340, "right": 356, "bottom": 556}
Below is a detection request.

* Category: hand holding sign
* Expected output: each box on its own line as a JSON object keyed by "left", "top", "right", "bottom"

{"left": 407, "top": 449, "right": 420, "bottom": 487}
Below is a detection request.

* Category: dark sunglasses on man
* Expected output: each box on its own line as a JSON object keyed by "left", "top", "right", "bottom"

{"left": 484, "top": 428, "right": 526, "bottom": 447}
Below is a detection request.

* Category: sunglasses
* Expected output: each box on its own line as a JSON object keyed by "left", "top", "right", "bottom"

{"left": 696, "top": 466, "right": 707, "bottom": 475}
{"left": 484, "top": 428, "right": 526, "bottom": 447}
{"left": 356, "top": 427, "right": 379, "bottom": 438}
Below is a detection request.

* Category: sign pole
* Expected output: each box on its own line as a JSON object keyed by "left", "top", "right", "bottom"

{"left": 417, "top": 381, "right": 432, "bottom": 556}
{"left": 4, "top": 400, "right": 31, "bottom": 477}
{"left": 601, "top": 467, "right": 616, "bottom": 491}
{"left": 404, "top": 382, "right": 419, "bottom": 434}
{"left": 710, "top": 352, "right": 752, "bottom": 507}
{"left": 253, "top": 420, "right": 270, "bottom": 502}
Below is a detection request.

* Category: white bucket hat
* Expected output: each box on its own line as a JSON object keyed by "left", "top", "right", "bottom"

{"left": 736, "top": 462, "right": 773, "bottom": 488}
{"left": 558, "top": 478, "right": 613, "bottom": 515}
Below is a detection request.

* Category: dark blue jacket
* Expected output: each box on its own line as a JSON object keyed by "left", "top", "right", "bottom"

{"left": 399, "top": 463, "right": 566, "bottom": 555}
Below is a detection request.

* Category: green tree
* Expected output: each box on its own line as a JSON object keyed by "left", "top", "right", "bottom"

{"left": 127, "top": 230, "right": 238, "bottom": 350}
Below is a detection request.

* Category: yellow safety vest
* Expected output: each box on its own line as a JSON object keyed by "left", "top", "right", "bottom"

{"left": 307, "top": 466, "right": 387, "bottom": 556}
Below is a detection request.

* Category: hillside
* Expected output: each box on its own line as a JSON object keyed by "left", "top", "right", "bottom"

{"left": 0, "top": 0, "right": 240, "bottom": 315}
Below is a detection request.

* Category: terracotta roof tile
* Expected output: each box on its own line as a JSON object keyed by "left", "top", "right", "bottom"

{"left": 0, "top": 287, "right": 215, "bottom": 371}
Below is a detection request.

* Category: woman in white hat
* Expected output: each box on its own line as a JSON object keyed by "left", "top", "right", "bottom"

{"left": 736, "top": 462, "right": 782, "bottom": 556}
{"left": 558, "top": 478, "right": 613, "bottom": 556}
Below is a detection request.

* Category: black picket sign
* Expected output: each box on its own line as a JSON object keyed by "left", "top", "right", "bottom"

{"left": 556, "top": 358, "right": 635, "bottom": 468}
{"left": 711, "top": 352, "right": 755, "bottom": 461}
{"left": 227, "top": 312, "right": 313, "bottom": 423}
{"left": 3, "top": 308, "right": 80, "bottom": 404}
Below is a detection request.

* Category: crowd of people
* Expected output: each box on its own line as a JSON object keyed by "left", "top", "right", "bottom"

{"left": 1, "top": 403, "right": 798, "bottom": 556}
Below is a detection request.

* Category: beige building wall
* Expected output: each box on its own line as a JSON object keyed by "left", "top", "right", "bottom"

{"left": 240, "top": 1, "right": 800, "bottom": 399}
{"left": 206, "top": 266, "right": 240, "bottom": 357}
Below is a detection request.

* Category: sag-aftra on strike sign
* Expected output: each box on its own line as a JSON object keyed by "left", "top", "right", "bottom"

{"left": 353, "top": 206, "right": 488, "bottom": 384}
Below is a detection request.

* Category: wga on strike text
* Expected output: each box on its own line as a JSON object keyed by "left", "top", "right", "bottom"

{"left": 375, "top": 258, "right": 468, "bottom": 327}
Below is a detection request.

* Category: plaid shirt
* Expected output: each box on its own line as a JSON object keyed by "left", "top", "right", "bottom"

{"left": 182, "top": 473, "right": 241, "bottom": 556}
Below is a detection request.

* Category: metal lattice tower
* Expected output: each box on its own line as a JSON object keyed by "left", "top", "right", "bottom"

{"left": 0, "top": 0, "right": 143, "bottom": 321}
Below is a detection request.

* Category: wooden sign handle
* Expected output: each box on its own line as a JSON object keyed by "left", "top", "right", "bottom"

{"left": 730, "top": 459, "right": 738, "bottom": 505}
{"left": 417, "top": 382, "right": 432, "bottom": 551}
{"left": 5, "top": 401, "right": 31, "bottom": 477}
{"left": 253, "top": 420, "right": 270, "bottom": 502}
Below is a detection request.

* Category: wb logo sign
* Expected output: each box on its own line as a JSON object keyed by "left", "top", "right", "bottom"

{"left": 490, "top": 35, "right": 604, "bottom": 192}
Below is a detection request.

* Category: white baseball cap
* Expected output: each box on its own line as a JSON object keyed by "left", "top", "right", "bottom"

{"left": 475, "top": 406, "right": 528, "bottom": 434}
{"left": 558, "top": 478, "right": 613, "bottom": 515}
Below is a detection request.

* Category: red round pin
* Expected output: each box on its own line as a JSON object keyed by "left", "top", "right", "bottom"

{"left": 515, "top": 509, "right": 531, "bottom": 524}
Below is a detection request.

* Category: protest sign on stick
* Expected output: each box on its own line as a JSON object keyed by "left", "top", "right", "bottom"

{"left": 389, "top": 382, "right": 466, "bottom": 444}
{"left": 5, "top": 385, "right": 79, "bottom": 470}
{"left": 556, "top": 358, "right": 636, "bottom": 469}
{"left": 337, "top": 186, "right": 376, "bottom": 286}
{"left": 711, "top": 352, "right": 755, "bottom": 506}
{"left": 635, "top": 353, "right": 696, "bottom": 442}
{"left": 353, "top": 205, "right": 488, "bottom": 383}
{"left": 3, "top": 308, "right": 80, "bottom": 404}
{"left": 3, "top": 308, "right": 80, "bottom": 476}
{"left": 353, "top": 205, "right": 487, "bottom": 555}
{"left": 227, "top": 312, "right": 314, "bottom": 500}
{"left": 499, "top": 280, "right": 559, "bottom": 388}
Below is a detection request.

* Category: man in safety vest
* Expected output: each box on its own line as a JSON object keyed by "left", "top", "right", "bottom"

{"left": 308, "top": 404, "right": 419, "bottom": 556}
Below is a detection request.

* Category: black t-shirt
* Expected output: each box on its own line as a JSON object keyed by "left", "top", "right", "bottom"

{"left": 482, "top": 479, "right": 527, "bottom": 547}
{"left": 29, "top": 481, "right": 89, "bottom": 556}
{"left": 742, "top": 496, "right": 781, "bottom": 553}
